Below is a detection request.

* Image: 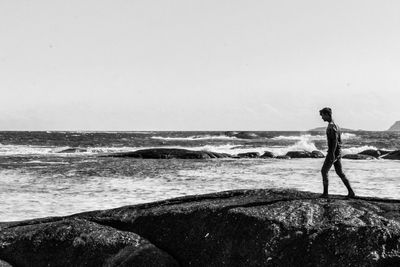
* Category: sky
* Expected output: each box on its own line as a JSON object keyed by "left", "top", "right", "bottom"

{"left": 1, "top": 0, "right": 399, "bottom": 131}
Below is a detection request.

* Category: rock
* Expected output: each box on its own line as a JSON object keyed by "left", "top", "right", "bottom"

{"left": 70, "top": 189, "right": 400, "bottom": 266}
{"left": 342, "top": 154, "right": 375, "bottom": 160}
{"left": 387, "top": 121, "right": 400, "bottom": 131}
{"left": 261, "top": 151, "right": 275, "bottom": 158}
{"left": 0, "top": 218, "right": 178, "bottom": 267}
{"left": 237, "top": 152, "right": 260, "bottom": 158}
{"left": 276, "top": 155, "right": 291, "bottom": 159}
{"left": 382, "top": 150, "right": 400, "bottom": 160}
{"left": 103, "top": 148, "right": 231, "bottom": 159}
{"left": 58, "top": 148, "right": 87, "bottom": 153}
{"left": 358, "top": 149, "right": 392, "bottom": 158}
{"left": 285, "top": 150, "right": 324, "bottom": 158}
{"left": 311, "top": 150, "right": 325, "bottom": 158}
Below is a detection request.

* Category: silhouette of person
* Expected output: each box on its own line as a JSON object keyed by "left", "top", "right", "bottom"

{"left": 319, "top": 107, "right": 355, "bottom": 198}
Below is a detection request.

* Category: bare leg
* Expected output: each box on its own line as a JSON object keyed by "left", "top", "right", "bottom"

{"left": 320, "top": 158, "right": 333, "bottom": 197}
{"left": 334, "top": 159, "right": 355, "bottom": 197}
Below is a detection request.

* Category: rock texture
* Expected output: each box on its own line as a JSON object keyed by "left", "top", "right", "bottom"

{"left": 104, "top": 148, "right": 231, "bottom": 159}
{"left": 358, "top": 149, "right": 391, "bottom": 158}
{"left": 387, "top": 121, "right": 400, "bottom": 131}
{"left": 2, "top": 189, "right": 400, "bottom": 266}
{"left": 261, "top": 151, "right": 275, "bottom": 158}
{"left": 382, "top": 150, "right": 400, "bottom": 160}
{"left": 342, "top": 154, "right": 376, "bottom": 160}
{"left": 0, "top": 218, "right": 178, "bottom": 267}
{"left": 237, "top": 152, "right": 260, "bottom": 158}
{"left": 286, "top": 150, "right": 324, "bottom": 158}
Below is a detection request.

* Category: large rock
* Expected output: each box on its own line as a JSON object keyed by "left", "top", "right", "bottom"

{"left": 358, "top": 149, "right": 391, "bottom": 158}
{"left": 0, "top": 218, "right": 178, "bottom": 267}
{"left": 237, "top": 152, "right": 260, "bottom": 158}
{"left": 343, "top": 154, "right": 375, "bottom": 160}
{"left": 261, "top": 151, "right": 275, "bottom": 158}
{"left": 104, "top": 148, "right": 231, "bottom": 159}
{"left": 2, "top": 189, "right": 400, "bottom": 266}
{"left": 285, "top": 150, "right": 324, "bottom": 158}
{"left": 382, "top": 150, "right": 400, "bottom": 160}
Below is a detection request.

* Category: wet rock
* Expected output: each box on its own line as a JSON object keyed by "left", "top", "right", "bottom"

{"left": 311, "top": 150, "right": 325, "bottom": 158}
{"left": 73, "top": 189, "right": 400, "bottom": 267}
{"left": 0, "top": 218, "right": 178, "bottom": 267}
{"left": 237, "top": 152, "right": 260, "bottom": 158}
{"left": 104, "top": 148, "right": 231, "bottom": 159}
{"left": 276, "top": 155, "right": 291, "bottom": 159}
{"left": 261, "top": 151, "right": 275, "bottom": 158}
{"left": 382, "top": 150, "right": 400, "bottom": 160}
{"left": 285, "top": 150, "right": 324, "bottom": 158}
{"left": 358, "top": 149, "right": 391, "bottom": 158}
{"left": 342, "top": 154, "right": 375, "bottom": 160}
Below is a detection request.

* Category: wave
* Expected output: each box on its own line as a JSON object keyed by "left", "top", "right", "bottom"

{"left": 272, "top": 133, "right": 357, "bottom": 141}
{"left": 341, "top": 145, "right": 378, "bottom": 155}
{"left": 151, "top": 135, "right": 238, "bottom": 141}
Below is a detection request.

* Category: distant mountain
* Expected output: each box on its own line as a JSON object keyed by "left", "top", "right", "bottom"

{"left": 387, "top": 121, "right": 400, "bottom": 131}
{"left": 308, "top": 126, "right": 359, "bottom": 132}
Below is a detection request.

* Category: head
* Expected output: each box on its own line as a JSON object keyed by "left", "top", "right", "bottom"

{"left": 319, "top": 107, "right": 332, "bottom": 122}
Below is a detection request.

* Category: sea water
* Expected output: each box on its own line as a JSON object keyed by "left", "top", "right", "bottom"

{"left": 1, "top": 131, "right": 399, "bottom": 221}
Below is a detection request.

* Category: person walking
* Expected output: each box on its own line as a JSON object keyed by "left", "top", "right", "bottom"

{"left": 319, "top": 107, "right": 355, "bottom": 198}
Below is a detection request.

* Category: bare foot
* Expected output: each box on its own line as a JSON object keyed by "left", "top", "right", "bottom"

{"left": 347, "top": 192, "right": 355, "bottom": 198}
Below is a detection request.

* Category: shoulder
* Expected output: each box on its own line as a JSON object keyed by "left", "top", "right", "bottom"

{"left": 327, "top": 123, "right": 338, "bottom": 136}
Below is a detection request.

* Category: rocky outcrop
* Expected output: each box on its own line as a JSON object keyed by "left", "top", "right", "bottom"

{"left": 387, "top": 121, "right": 400, "bottom": 131}
{"left": 342, "top": 154, "right": 376, "bottom": 160}
{"left": 382, "top": 150, "right": 400, "bottom": 160}
{"left": 2, "top": 189, "right": 400, "bottom": 266}
{"left": 237, "top": 152, "right": 260, "bottom": 158}
{"left": 261, "top": 151, "right": 275, "bottom": 158}
{"left": 285, "top": 150, "right": 324, "bottom": 158}
{"left": 0, "top": 218, "right": 178, "bottom": 267}
{"left": 358, "top": 149, "right": 391, "bottom": 158}
{"left": 103, "top": 148, "right": 231, "bottom": 159}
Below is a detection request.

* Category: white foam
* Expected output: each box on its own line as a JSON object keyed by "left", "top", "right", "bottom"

{"left": 151, "top": 135, "right": 238, "bottom": 141}
{"left": 341, "top": 145, "right": 378, "bottom": 155}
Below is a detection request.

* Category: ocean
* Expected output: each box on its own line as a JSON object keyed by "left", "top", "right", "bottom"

{"left": 1, "top": 130, "right": 399, "bottom": 222}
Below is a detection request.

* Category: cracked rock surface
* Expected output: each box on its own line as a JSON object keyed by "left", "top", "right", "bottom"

{"left": 1, "top": 189, "right": 400, "bottom": 266}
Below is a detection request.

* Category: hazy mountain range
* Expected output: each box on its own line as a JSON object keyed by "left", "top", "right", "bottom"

{"left": 309, "top": 121, "right": 400, "bottom": 132}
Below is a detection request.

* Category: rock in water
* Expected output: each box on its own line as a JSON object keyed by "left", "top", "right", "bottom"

{"left": 382, "top": 150, "right": 400, "bottom": 160}
{"left": 261, "top": 151, "right": 275, "bottom": 158}
{"left": 343, "top": 154, "right": 375, "bottom": 160}
{"left": 285, "top": 150, "right": 324, "bottom": 158}
{"left": 232, "top": 132, "right": 259, "bottom": 139}
{"left": 237, "top": 152, "right": 260, "bottom": 158}
{"left": 103, "top": 148, "right": 231, "bottom": 159}
{"left": 2, "top": 189, "right": 400, "bottom": 266}
{"left": 0, "top": 218, "right": 178, "bottom": 267}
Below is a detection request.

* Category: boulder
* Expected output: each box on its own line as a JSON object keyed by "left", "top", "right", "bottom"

{"left": 342, "top": 154, "right": 375, "bottom": 160}
{"left": 0, "top": 260, "right": 12, "bottom": 267}
{"left": 0, "top": 218, "right": 178, "bottom": 267}
{"left": 237, "top": 152, "right": 260, "bottom": 158}
{"left": 70, "top": 189, "right": 400, "bottom": 266}
{"left": 103, "top": 148, "right": 231, "bottom": 159}
{"left": 261, "top": 151, "right": 275, "bottom": 158}
{"left": 382, "top": 150, "right": 400, "bottom": 160}
{"left": 285, "top": 150, "right": 324, "bottom": 158}
{"left": 276, "top": 155, "right": 291, "bottom": 159}
{"left": 358, "top": 149, "right": 392, "bottom": 158}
